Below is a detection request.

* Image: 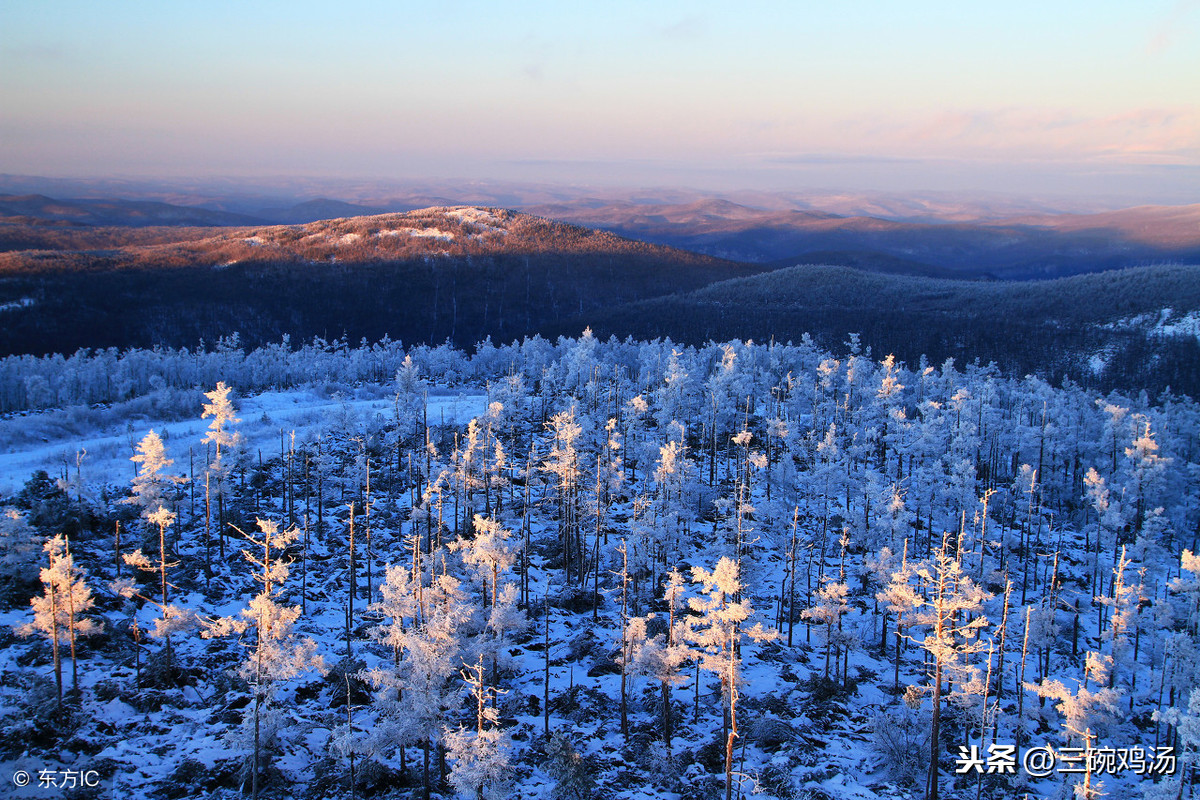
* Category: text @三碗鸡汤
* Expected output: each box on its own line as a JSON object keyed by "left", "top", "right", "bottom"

{"left": 954, "top": 743, "right": 1177, "bottom": 778}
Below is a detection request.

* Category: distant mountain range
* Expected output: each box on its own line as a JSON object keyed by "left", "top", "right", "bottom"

{"left": 1, "top": 190, "right": 1198, "bottom": 395}
{"left": 6, "top": 188, "right": 1197, "bottom": 280}
{"left": 0, "top": 193, "right": 400, "bottom": 227}
{"left": 525, "top": 198, "right": 1200, "bottom": 279}
{"left": 0, "top": 193, "right": 265, "bottom": 227}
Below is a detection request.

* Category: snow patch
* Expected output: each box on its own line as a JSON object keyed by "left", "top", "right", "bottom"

{"left": 373, "top": 227, "right": 455, "bottom": 241}
{"left": 446, "top": 207, "right": 507, "bottom": 235}
{"left": 0, "top": 388, "right": 488, "bottom": 497}
{"left": 446, "top": 207, "right": 498, "bottom": 224}
{"left": 410, "top": 228, "right": 455, "bottom": 241}
{"left": 1155, "top": 308, "right": 1200, "bottom": 338}
{"left": 0, "top": 297, "right": 34, "bottom": 313}
{"left": 1102, "top": 307, "right": 1200, "bottom": 341}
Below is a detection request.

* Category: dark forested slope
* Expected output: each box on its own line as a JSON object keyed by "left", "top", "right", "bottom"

{"left": 0, "top": 207, "right": 763, "bottom": 356}
{"left": 571, "top": 262, "right": 1200, "bottom": 395}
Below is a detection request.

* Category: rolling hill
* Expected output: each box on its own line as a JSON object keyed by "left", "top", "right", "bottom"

{"left": 529, "top": 199, "right": 1200, "bottom": 279}
{"left": 0, "top": 207, "right": 764, "bottom": 357}
{"left": 0, "top": 193, "right": 265, "bottom": 227}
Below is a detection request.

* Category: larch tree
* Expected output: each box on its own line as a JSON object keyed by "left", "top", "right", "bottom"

{"left": 457, "top": 514, "right": 518, "bottom": 609}
{"left": 1031, "top": 652, "right": 1120, "bottom": 800}
{"left": 202, "top": 382, "right": 244, "bottom": 560}
{"left": 625, "top": 583, "right": 691, "bottom": 749}
{"left": 543, "top": 407, "right": 583, "bottom": 586}
{"left": 203, "top": 518, "right": 324, "bottom": 800}
{"left": 127, "top": 429, "right": 185, "bottom": 522}
{"left": 375, "top": 572, "right": 476, "bottom": 797}
{"left": 444, "top": 654, "right": 513, "bottom": 800}
{"left": 113, "top": 505, "right": 194, "bottom": 673}
{"left": 688, "top": 556, "right": 779, "bottom": 800}
{"left": 803, "top": 578, "right": 851, "bottom": 682}
{"left": 17, "top": 534, "right": 101, "bottom": 706}
{"left": 890, "top": 532, "right": 992, "bottom": 800}
{"left": 1152, "top": 687, "right": 1200, "bottom": 800}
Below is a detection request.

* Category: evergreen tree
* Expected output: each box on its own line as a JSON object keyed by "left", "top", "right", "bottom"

{"left": 203, "top": 518, "right": 324, "bottom": 800}
{"left": 127, "top": 429, "right": 185, "bottom": 520}
{"left": 113, "top": 505, "right": 193, "bottom": 673}
{"left": 17, "top": 534, "right": 101, "bottom": 706}
{"left": 688, "top": 556, "right": 778, "bottom": 800}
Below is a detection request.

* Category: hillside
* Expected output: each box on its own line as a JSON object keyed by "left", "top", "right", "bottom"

{"left": 572, "top": 262, "right": 1200, "bottom": 395}
{"left": 0, "top": 207, "right": 763, "bottom": 356}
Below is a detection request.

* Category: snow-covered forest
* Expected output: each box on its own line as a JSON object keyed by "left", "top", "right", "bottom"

{"left": 2, "top": 330, "right": 1200, "bottom": 800}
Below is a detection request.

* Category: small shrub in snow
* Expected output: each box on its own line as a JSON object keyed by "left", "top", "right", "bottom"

{"left": 0, "top": 673, "right": 76, "bottom": 755}
{"left": 871, "top": 704, "right": 929, "bottom": 788}
{"left": 757, "top": 760, "right": 798, "bottom": 800}
{"left": 644, "top": 740, "right": 681, "bottom": 789}
{"left": 750, "top": 715, "right": 796, "bottom": 751}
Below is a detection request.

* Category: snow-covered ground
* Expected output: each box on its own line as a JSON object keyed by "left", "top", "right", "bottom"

{"left": 0, "top": 336, "right": 1196, "bottom": 800}
{"left": 0, "top": 388, "right": 487, "bottom": 498}
{"left": 1102, "top": 306, "right": 1200, "bottom": 341}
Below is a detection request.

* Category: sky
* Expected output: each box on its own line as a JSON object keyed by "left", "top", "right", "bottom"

{"left": 2, "top": 1, "right": 1199, "bottom": 202}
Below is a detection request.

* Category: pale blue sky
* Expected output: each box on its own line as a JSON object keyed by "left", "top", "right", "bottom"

{"left": 2, "top": 1, "right": 1198, "bottom": 200}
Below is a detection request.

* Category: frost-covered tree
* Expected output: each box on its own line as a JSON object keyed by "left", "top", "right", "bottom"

{"left": 367, "top": 571, "right": 475, "bottom": 797}
{"left": 16, "top": 534, "right": 100, "bottom": 706}
{"left": 457, "top": 514, "right": 517, "bottom": 609}
{"left": 203, "top": 518, "right": 324, "bottom": 800}
{"left": 544, "top": 731, "right": 595, "bottom": 800}
{"left": 126, "top": 429, "right": 185, "bottom": 520}
{"left": 803, "top": 578, "right": 851, "bottom": 682}
{"left": 688, "top": 556, "right": 778, "bottom": 800}
{"left": 0, "top": 507, "right": 43, "bottom": 607}
{"left": 202, "top": 382, "right": 243, "bottom": 562}
{"left": 1097, "top": 545, "right": 1139, "bottom": 690}
{"left": 113, "top": 505, "right": 193, "bottom": 671}
{"left": 482, "top": 582, "right": 524, "bottom": 689}
{"left": 1152, "top": 687, "right": 1200, "bottom": 800}
{"left": 543, "top": 407, "right": 583, "bottom": 585}
{"left": 877, "top": 543, "right": 922, "bottom": 691}
{"left": 1170, "top": 549, "right": 1200, "bottom": 638}
{"left": 1031, "top": 652, "right": 1120, "bottom": 799}
{"left": 1124, "top": 414, "right": 1171, "bottom": 536}
{"left": 890, "top": 533, "right": 991, "bottom": 800}
{"left": 444, "top": 654, "right": 512, "bottom": 800}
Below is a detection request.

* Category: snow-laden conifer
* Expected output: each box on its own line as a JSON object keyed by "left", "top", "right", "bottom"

{"left": 688, "top": 556, "right": 778, "bottom": 800}
{"left": 112, "top": 505, "right": 194, "bottom": 673}
{"left": 16, "top": 534, "right": 100, "bottom": 706}
{"left": 126, "top": 429, "right": 185, "bottom": 520}
{"left": 202, "top": 517, "right": 324, "bottom": 800}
